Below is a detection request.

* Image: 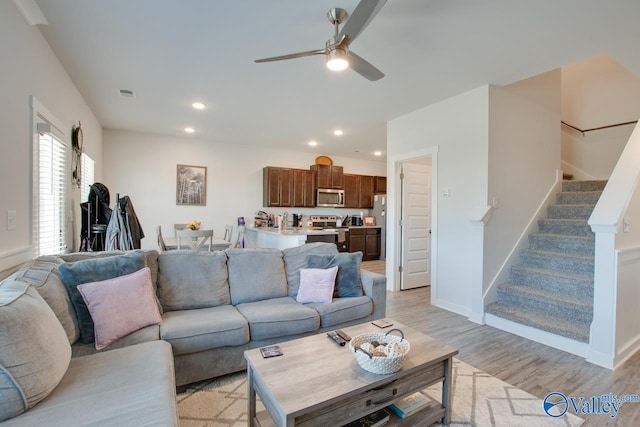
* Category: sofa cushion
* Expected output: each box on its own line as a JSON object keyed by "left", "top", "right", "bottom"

{"left": 0, "top": 341, "right": 178, "bottom": 426}
{"left": 13, "top": 256, "right": 80, "bottom": 344}
{"left": 160, "top": 305, "right": 249, "bottom": 356}
{"left": 235, "top": 297, "right": 320, "bottom": 340}
{"left": 157, "top": 251, "right": 230, "bottom": 311}
{"left": 0, "top": 281, "right": 71, "bottom": 422}
{"left": 58, "top": 251, "right": 147, "bottom": 343}
{"left": 59, "top": 250, "right": 161, "bottom": 311}
{"left": 282, "top": 243, "right": 338, "bottom": 297}
{"left": 306, "top": 252, "right": 364, "bottom": 298}
{"left": 71, "top": 324, "right": 161, "bottom": 358}
{"left": 78, "top": 267, "right": 163, "bottom": 350}
{"left": 296, "top": 266, "right": 338, "bottom": 304}
{"left": 226, "top": 248, "right": 287, "bottom": 305}
{"left": 307, "top": 296, "right": 373, "bottom": 328}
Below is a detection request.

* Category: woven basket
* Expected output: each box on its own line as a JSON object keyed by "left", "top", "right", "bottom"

{"left": 349, "top": 329, "right": 410, "bottom": 374}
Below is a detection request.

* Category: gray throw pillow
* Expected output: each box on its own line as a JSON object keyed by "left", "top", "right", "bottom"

{"left": 0, "top": 281, "right": 71, "bottom": 422}
{"left": 282, "top": 242, "right": 338, "bottom": 297}
{"left": 58, "top": 251, "right": 146, "bottom": 343}
{"left": 306, "top": 252, "right": 364, "bottom": 298}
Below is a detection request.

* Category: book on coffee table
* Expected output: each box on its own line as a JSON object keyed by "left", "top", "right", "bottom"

{"left": 342, "top": 408, "right": 390, "bottom": 427}
{"left": 389, "top": 391, "right": 431, "bottom": 418}
{"left": 260, "top": 345, "right": 282, "bottom": 358}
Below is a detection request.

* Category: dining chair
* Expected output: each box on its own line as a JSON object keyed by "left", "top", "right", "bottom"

{"left": 223, "top": 225, "right": 233, "bottom": 242}
{"left": 232, "top": 227, "right": 244, "bottom": 248}
{"left": 156, "top": 225, "right": 168, "bottom": 251}
{"left": 177, "top": 229, "right": 214, "bottom": 251}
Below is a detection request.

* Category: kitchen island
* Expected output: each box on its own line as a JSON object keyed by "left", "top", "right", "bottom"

{"left": 244, "top": 226, "right": 340, "bottom": 250}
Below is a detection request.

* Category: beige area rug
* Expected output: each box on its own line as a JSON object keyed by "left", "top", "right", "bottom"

{"left": 177, "top": 359, "right": 584, "bottom": 426}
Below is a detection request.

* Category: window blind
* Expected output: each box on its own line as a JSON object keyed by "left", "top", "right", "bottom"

{"left": 80, "top": 153, "right": 95, "bottom": 203}
{"left": 36, "top": 133, "right": 67, "bottom": 256}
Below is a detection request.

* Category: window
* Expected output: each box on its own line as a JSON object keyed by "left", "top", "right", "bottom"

{"left": 80, "top": 153, "right": 95, "bottom": 203}
{"left": 35, "top": 132, "right": 67, "bottom": 256}
{"left": 32, "top": 97, "right": 68, "bottom": 256}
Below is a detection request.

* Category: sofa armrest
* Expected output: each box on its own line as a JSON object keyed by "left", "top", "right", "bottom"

{"left": 361, "top": 270, "right": 386, "bottom": 320}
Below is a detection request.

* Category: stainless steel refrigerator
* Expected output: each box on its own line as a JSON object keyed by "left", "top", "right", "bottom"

{"left": 371, "top": 194, "right": 386, "bottom": 260}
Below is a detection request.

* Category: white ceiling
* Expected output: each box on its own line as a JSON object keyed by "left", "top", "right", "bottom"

{"left": 32, "top": 0, "right": 640, "bottom": 162}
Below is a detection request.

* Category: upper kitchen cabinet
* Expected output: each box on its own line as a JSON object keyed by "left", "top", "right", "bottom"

{"left": 374, "top": 176, "right": 387, "bottom": 194}
{"left": 311, "top": 164, "right": 343, "bottom": 189}
{"left": 293, "top": 169, "right": 315, "bottom": 207}
{"left": 263, "top": 167, "right": 292, "bottom": 207}
{"left": 343, "top": 174, "right": 374, "bottom": 209}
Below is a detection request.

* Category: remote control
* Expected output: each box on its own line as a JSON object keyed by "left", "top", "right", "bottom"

{"left": 327, "top": 331, "right": 346, "bottom": 346}
{"left": 335, "top": 329, "right": 351, "bottom": 341}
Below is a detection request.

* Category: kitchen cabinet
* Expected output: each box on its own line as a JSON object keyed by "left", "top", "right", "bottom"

{"left": 359, "top": 175, "right": 374, "bottom": 209}
{"left": 348, "top": 227, "right": 381, "bottom": 261}
{"left": 293, "top": 169, "right": 315, "bottom": 207}
{"left": 374, "top": 176, "right": 387, "bottom": 194}
{"left": 343, "top": 174, "right": 374, "bottom": 209}
{"left": 311, "top": 164, "right": 343, "bottom": 189}
{"left": 263, "top": 167, "right": 292, "bottom": 207}
{"left": 343, "top": 174, "right": 359, "bottom": 208}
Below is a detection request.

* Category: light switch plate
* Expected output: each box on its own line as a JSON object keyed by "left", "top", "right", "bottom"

{"left": 7, "top": 210, "right": 16, "bottom": 230}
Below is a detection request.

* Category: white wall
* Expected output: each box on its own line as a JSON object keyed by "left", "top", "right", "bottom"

{"left": 485, "top": 70, "right": 561, "bottom": 297}
{"left": 0, "top": 1, "right": 102, "bottom": 270}
{"left": 561, "top": 54, "right": 640, "bottom": 179}
{"left": 387, "top": 86, "right": 490, "bottom": 315}
{"left": 102, "top": 129, "right": 386, "bottom": 250}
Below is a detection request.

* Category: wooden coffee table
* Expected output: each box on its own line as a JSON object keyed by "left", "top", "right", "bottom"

{"left": 244, "top": 320, "right": 458, "bottom": 426}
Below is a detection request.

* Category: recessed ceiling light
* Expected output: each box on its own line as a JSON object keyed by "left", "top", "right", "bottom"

{"left": 333, "top": 129, "right": 344, "bottom": 136}
{"left": 184, "top": 127, "right": 195, "bottom": 133}
{"left": 308, "top": 140, "right": 318, "bottom": 146}
{"left": 374, "top": 151, "right": 382, "bottom": 156}
{"left": 192, "top": 102, "right": 206, "bottom": 110}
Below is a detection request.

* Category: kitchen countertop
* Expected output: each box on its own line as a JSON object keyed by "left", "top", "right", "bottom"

{"left": 245, "top": 227, "right": 338, "bottom": 236}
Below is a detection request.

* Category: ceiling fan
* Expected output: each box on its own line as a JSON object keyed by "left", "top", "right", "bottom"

{"left": 254, "top": 0, "right": 387, "bottom": 81}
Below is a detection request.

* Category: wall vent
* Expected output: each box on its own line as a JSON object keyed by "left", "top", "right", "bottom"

{"left": 119, "top": 89, "right": 136, "bottom": 98}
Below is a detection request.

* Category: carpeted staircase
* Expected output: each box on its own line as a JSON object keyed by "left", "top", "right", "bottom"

{"left": 486, "top": 180, "right": 607, "bottom": 343}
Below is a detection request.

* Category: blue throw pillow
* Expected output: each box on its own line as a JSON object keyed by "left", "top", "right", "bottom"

{"left": 306, "top": 252, "right": 363, "bottom": 298}
{"left": 58, "top": 251, "right": 146, "bottom": 343}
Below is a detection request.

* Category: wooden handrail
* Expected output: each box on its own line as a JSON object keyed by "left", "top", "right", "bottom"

{"left": 562, "top": 120, "right": 638, "bottom": 135}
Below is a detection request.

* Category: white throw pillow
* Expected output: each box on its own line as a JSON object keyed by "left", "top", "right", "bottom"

{"left": 296, "top": 266, "right": 339, "bottom": 304}
{"left": 78, "top": 267, "right": 162, "bottom": 350}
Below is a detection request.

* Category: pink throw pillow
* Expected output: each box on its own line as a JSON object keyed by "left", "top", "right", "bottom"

{"left": 296, "top": 266, "right": 339, "bottom": 304}
{"left": 78, "top": 267, "right": 162, "bottom": 350}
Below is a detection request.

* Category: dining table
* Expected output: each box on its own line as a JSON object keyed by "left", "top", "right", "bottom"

{"left": 163, "top": 236, "right": 232, "bottom": 251}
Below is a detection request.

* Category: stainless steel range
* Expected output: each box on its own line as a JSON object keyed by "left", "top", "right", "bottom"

{"left": 308, "top": 215, "right": 348, "bottom": 252}
{"left": 309, "top": 215, "right": 338, "bottom": 229}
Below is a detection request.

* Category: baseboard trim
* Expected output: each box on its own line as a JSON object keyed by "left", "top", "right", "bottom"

{"left": 485, "top": 313, "right": 589, "bottom": 359}
{"left": 432, "top": 298, "right": 470, "bottom": 318}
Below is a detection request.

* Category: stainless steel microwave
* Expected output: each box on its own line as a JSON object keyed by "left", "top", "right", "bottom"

{"left": 316, "top": 188, "right": 344, "bottom": 207}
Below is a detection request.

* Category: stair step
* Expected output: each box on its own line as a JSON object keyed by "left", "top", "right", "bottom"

{"left": 520, "top": 249, "right": 594, "bottom": 275}
{"left": 562, "top": 180, "right": 607, "bottom": 192}
{"left": 537, "top": 218, "right": 593, "bottom": 237}
{"left": 510, "top": 265, "right": 594, "bottom": 298}
{"left": 547, "top": 204, "right": 596, "bottom": 220}
{"left": 496, "top": 282, "right": 592, "bottom": 324}
{"left": 556, "top": 191, "right": 603, "bottom": 205}
{"left": 485, "top": 302, "right": 590, "bottom": 342}
{"left": 528, "top": 233, "right": 594, "bottom": 255}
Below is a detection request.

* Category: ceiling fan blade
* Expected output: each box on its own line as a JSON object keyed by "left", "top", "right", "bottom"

{"left": 338, "top": 0, "right": 387, "bottom": 44}
{"left": 347, "top": 51, "right": 384, "bottom": 81}
{"left": 255, "top": 49, "right": 327, "bottom": 63}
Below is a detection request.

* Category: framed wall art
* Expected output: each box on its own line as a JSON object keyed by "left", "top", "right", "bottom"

{"left": 176, "top": 164, "right": 207, "bottom": 206}
{"left": 364, "top": 215, "right": 376, "bottom": 226}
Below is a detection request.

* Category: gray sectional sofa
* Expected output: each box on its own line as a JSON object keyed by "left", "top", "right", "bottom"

{"left": 0, "top": 243, "right": 386, "bottom": 426}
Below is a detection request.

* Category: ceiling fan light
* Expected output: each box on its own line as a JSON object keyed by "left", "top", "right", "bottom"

{"left": 326, "top": 49, "right": 349, "bottom": 71}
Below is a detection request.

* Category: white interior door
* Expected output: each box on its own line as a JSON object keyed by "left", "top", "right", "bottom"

{"left": 400, "top": 160, "right": 432, "bottom": 290}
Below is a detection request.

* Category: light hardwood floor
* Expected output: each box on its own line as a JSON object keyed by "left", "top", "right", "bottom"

{"left": 361, "top": 261, "right": 640, "bottom": 426}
